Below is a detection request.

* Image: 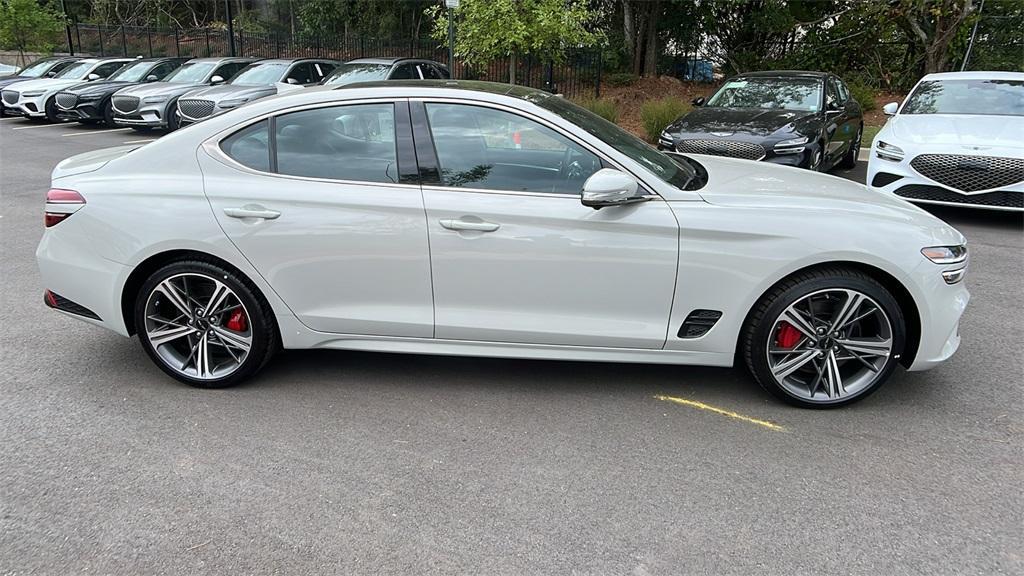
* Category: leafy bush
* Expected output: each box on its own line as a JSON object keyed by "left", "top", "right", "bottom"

{"left": 848, "top": 82, "right": 877, "bottom": 112}
{"left": 605, "top": 72, "right": 638, "bottom": 87}
{"left": 576, "top": 97, "right": 619, "bottom": 123}
{"left": 640, "top": 98, "right": 690, "bottom": 142}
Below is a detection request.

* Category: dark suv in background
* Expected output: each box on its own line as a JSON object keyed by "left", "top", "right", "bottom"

{"left": 54, "top": 57, "right": 186, "bottom": 126}
{"left": 321, "top": 57, "right": 450, "bottom": 87}
{"left": 659, "top": 71, "right": 863, "bottom": 171}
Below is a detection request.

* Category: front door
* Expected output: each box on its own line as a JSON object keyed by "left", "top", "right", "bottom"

{"left": 417, "top": 101, "right": 679, "bottom": 349}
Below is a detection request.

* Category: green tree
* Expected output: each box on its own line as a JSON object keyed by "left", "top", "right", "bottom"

{"left": 427, "top": 0, "right": 603, "bottom": 84}
{"left": 0, "top": 0, "right": 66, "bottom": 66}
{"left": 890, "top": 0, "right": 978, "bottom": 74}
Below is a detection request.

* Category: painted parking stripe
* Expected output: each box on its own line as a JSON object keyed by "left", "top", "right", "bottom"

{"left": 62, "top": 128, "right": 132, "bottom": 137}
{"left": 654, "top": 394, "right": 786, "bottom": 431}
{"left": 12, "top": 122, "right": 70, "bottom": 130}
{"left": 121, "top": 139, "right": 157, "bottom": 144}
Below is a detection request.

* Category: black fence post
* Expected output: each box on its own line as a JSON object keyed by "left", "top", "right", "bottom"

{"left": 225, "top": 0, "right": 236, "bottom": 56}
{"left": 544, "top": 60, "right": 553, "bottom": 92}
{"left": 75, "top": 23, "right": 82, "bottom": 56}
{"left": 174, "top": 28, "right": 180, "bottom": 57}
{"left": 595, "top": 49, "right": 602, "bottom": 98}
{"left": 120, "top": 25, "right": 127, "bottom": 56}
{"left": 360, "top": 36, "right": 365, "bottom": 58}
{"left": 206, "top": 29, "right": 211, "bottom": 56}
{"left": 98, "top": 26, "right": 105, "bottom": 56}
{"left": 60, "top": 0, "right": 74, "bottom": 55}
{"left": 146, "top": 27, "right": 153, "bottom": 57}
{"left": 315, "top": 34, "right": 321, "bottom": 57}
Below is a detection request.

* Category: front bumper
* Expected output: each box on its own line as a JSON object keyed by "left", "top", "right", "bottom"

{"left": 907, "top": 257, "right": 970, "bottom": 371}
{"left": 55, "top": 101, "right": 104, "bottom": 122}
{"left": 868, "top": 148, "right": 1024, "bottom": 212}
{"left": 6, "top": 94, "right": 48, "bottom": 117}
{"left": 112, "top": 102, "right": 169, "bottom": 128}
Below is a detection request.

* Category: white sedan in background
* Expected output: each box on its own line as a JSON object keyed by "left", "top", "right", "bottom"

{"left": 37, "top": 81, "right": 969, "bottom": 408}
{"left": 867, "top": 71, "right": 1024, "bottom": 211}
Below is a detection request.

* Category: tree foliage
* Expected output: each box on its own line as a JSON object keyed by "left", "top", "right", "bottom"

{"left": 0, "top": 0, "right": 66, "bottom": 64}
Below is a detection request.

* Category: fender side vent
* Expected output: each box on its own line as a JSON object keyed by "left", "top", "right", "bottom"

{"left": 44, "top": 290, "right": 101, "bottom": 321}
{"left": 678, "top": 309, "right": 722, "bottom": 339}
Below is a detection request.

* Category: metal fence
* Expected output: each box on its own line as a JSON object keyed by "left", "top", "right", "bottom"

{"left": 67, "top": 23, "right": 603, "bottom": 98}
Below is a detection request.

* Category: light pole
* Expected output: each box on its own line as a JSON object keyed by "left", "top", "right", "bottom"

{"left": 445, "top": 0, "right": 459, "bottom": 76}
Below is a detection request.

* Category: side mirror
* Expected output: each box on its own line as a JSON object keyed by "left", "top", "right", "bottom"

{"left": 286, "top": 77, "right": 299, "bottom": 85}
{"left": 883, "top": 102, "right": 899, "bottom": 116}
{"left": 210, "top": 75, "right": 225, "bottom": 85}
{"left": 46, "top": 71, "right": 57, "bottom": 77}
{"left": 87, "top": 73, "right": 101, "bottom": 81}
{"left": 581, "top": 169, "right": 646, "bottom": 209}
{"left": 145, "top": 74, "right": 159, "bottom": 82}
{"left": 692, "top": 97, "right": 705, "bottom": 107}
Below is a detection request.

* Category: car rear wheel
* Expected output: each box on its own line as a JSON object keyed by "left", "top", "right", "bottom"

{"left": 741, "top": 267, "right": 905, "bottom": 408}
{"left": 44, "top": 96, "right": 61, "bottom": 122}
{"left": 101, "top": 99, "right": 116, "bottom": 127}
{"left": 166, "top": 101, "right": 181, "bottom": 131}
{"left": 134, "top": 260, "right": 278, "bottom": 388}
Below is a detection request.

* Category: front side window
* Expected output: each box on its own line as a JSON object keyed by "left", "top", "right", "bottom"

{"left": 902, "top": 79, "right": 1024, "bottom": 116}
{"left": 425, "top": 103, "right": 601, "bottom": 194}
{"left": 275, "top": 103, "right": 398, "bottom": 183}
{"left": 92, "top": 62, "right": 127, "bottom": 78}
{"left": 148, "top": 60, "right": 181, "bottom": 80}
{"left": 389, "top": 64, "right": 418, "bottom": 80}
{"left": 706, "top": 77, "right": 823, "bottom": 112}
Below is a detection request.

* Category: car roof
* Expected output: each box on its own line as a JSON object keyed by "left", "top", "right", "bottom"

{"left": 920, "top": 71, "right": 1024, "bottom": 81}
{"left": 183, "top": 57, "right": 258, "bottom": 64}
{"left": 733, "top": 70, "right": 830, "bottom": 80}
{"left": 345, "top": 57, "right": 441, "bottom": 66}
{"left": 243, "top": 58, "right": 340, "bottom": 65}
{"left": 334, "top": 79, "right": 529, "bottom": 97}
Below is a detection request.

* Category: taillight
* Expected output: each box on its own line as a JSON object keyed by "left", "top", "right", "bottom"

{"left": 45, "top": 188, "right": 86, "bottom": 227}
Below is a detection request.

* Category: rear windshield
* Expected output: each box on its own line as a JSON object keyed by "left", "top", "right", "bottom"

{"left": 902, "top": 79, "right": 1024, "bottom": 116}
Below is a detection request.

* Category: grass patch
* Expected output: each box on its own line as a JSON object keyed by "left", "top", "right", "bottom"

{"left": 862, "top": 124, "right": 883, "bottom": 147}
{"left": 575, "top": 97, "right": 619, "bottom": 123}
{"left": 640, "top": 97, "right": 690, "bottom": 142}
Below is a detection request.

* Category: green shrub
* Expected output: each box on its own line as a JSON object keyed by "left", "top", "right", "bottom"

{"left": 640, "top": 97, "right": 690, "bottom": 142}
{"left": 848, "top": 82, "right": 877, "bottom": 112}
{"left": 605, "top": 72, "right": 638, "bottom": 87}
{"left": 576, "top": 97, "right": 619, "bottom": 123}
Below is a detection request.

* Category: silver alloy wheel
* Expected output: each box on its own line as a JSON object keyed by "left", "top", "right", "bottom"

{"left": 766, "top": 288, "right": 893, "bottom": 403}
{"left": 143, "top": 272, "right": 252, "bottom": 380}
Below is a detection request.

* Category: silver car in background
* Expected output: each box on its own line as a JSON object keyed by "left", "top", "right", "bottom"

{"left": 176, "top": 58, "right": 339, "bottom": 125}
{"left": 110, "top": 57, "right": 254, "bottom": 131}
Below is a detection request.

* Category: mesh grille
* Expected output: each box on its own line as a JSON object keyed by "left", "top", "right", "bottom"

{"left": 675, "top": 139, "right": 766, "bottom": 161}
{"left": 1, "top": 90, "right": 18, "bottom": 105}
{"left": 909, "top": 154, "right": 1024, "bottom": 192}
{"left": 894, "top": 184, "right": 1023, "bottom": 209}
{"left": 178, "top": 98, "right": 215, "bottom": 120}
{"left": 112, "top": 95, "right": 140, "bottom": 114}
{"left": 55, "top": 92, "right": 78, "bottom": 109}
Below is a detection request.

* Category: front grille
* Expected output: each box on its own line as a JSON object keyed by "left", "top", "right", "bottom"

{"left": 55, "top": 92, "right": 78, "bottom": 109}
{"left": 1, "top": 90, "right": 18, "bottom": 105}
{"left": 894, "top": 184, "right": 1023, "bottom": 209}
{"left": 178, "top": 98, "right": 215, "bottom": 120}
{"left": 910, "top": 154, "right": 1024, "bottom": 192}
{"left": 675, "top": 139, "right": 766, "bottom": 161}
{"left": 112, "top": 95, "right": 140, "bottom": 114}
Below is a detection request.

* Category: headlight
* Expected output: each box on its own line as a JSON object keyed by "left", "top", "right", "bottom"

{"left": 21, "top": 90, "right": 45, "bottom": 97}
{"left": 218, "top": 98, "right": 248, "bottom": 109}
{"left": 876, "top": 140, "right": 904, "bottom": 161}
{"left": 143, "top": 95, "right": 168, "bottom": 103}
{"left": 773, "top": 136, "right": 809, "bottom": 154}
{"left": 921, "top": 245, "right": 968, "bottom": 265}
{"left": 658, "top": 130, "right": 674, "bottom": 147}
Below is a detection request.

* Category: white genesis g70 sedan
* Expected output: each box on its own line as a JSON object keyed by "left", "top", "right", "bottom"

{"left": 36, "top": 81, "right": 969, "bottom": 407}
{"left": 867, "top": 71, "right": 1024, "bottom": 211}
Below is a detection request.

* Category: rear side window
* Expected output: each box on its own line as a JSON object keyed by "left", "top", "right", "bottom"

{"left": 220, "top": 120, "right": 269, "bottom": 171}
{"left": 93, "top": 62, "right": 126, "bottom": 78}
{"left": 275, "top": 103, "right": 397, "bottom": 183}
{"left": 420, "top": 64, "right": 446, "bottom": 79}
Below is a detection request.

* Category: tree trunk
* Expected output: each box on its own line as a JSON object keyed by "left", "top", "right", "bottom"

{"left": 643, "top": 0, "right": 660, "bottom": 77}
{"left": 623, "top": 0, "right": 636, "bottom": 59}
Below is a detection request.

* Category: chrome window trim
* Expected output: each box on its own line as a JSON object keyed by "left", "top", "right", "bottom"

{"left": 203, "top": 97, "right": 416, "bottom": 189}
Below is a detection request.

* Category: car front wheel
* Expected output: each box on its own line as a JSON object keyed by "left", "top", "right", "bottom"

{"left": 742, "top": 267, "right": 906, "bottom": 408}
{"left": 134, "top": 260, "right": 278, "bottom": 388}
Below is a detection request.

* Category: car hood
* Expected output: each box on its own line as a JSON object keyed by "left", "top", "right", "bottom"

{"left": 64, "top": 79, "right": 138, "bottom": 96}
{"left": 180, "top": 84, "right": 277, "bottom": 101}
{"left": 115, "top": 81, "right": 202, "bottom": 98}
{"left": 0, "top": 75, "right": 29, "bottom": 89}
{"left": 885, "top": 114, "right": 1024, "bottom": 153}
{"left": 669, "top": 107, "right": 819, "bottom": 138}
{"left": 3, "top": 77, "right": 83, "bottom": 93}
{"left": 689, "top": 154, "right": 961, "bottom": 240}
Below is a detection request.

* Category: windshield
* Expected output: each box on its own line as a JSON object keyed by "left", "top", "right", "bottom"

{"left": 538, "top": 94, "right": 697, "bottom": 191}
{"left": 902, "top": 79, "right": 1024, "bottom": 116}
{"left": 55, "top": 62, "right": 93, "bottom": 79}
{"left": 707, "top": 77, "right": 822, "bottom": 112}
{"left": 108, "top": 61, "right": 154, "bottom": 82}
{"left": 230, "top": 62, "right": 288, "bottom": 86}
{"left": 163, "top": 62, "right": 214, "bottom": 83}
{"left": 16, "top": 59, "right": 57, "bottom": 77}
{"left": 322, "top": 63, "right": 390, "bottom": 86}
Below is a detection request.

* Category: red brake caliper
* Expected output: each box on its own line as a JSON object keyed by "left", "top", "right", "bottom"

{"left": 775, "top": 321, "right": 802, "bottom": 349}
{"left": 226, "top": 309, "right": 248, "bottom": 332}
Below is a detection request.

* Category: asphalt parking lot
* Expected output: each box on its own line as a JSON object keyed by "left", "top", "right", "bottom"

{"left": 1, "top": 116, "right": 1021, "bottom": 575}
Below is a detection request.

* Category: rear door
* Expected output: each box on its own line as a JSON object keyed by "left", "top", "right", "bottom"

{"left": 200, "top": 99, "right": 434, "bottom": 337}
{"left": 824, "top": 77, "right": 854, "bottom": 164}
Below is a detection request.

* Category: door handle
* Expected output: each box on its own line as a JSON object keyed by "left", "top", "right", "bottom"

{"left": 439, "top": 218, "right": 500, "bottom": 232}
{"left": 224, "top": 206, "right": 281, "bottom": 220}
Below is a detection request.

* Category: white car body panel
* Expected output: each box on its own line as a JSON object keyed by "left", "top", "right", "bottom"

{"left": 867, "top": 71, "right": 1024, "bottom": 211}
{"left": 36, "top": 83, "right": 969, "bottom": 376}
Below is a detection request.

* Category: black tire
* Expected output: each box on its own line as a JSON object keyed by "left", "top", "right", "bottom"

{"left": 134, "top": 259, "right": 278, "bottom": 388}
{"left": 44, "top": 96, "right": 61, "bottom": 122}
{"left": 741, "top": 266, "right": 906, "bottom": 408}
{"left": 166, "top": 100, "right": 181, "bottom": 131}
{"left": 838, "top": 125, "right": 862, "bottom": 169}
{"left": 101, "top": 99, "right": 116, "bottom": 127}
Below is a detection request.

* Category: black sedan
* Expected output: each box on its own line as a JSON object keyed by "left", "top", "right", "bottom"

{"left": 658, "top": 71, "right": 863, "bottom": 171}
{"left": 0, "top": 56, "right": 81, "bottom": 116}
{"left": 53, "top": 57, "right": 186, "bottom": 126}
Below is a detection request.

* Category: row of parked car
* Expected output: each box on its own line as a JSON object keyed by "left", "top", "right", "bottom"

{"left": 0, "top": 55, "right": 449, "bottom": 131}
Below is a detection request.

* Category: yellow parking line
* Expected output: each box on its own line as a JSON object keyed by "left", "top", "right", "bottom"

{"left": 654, "top": 395, "right": 786, "bottom": 431}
